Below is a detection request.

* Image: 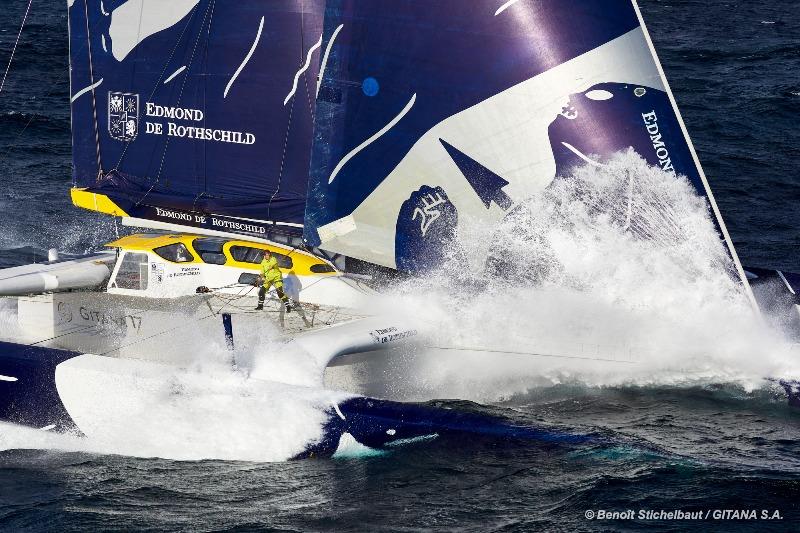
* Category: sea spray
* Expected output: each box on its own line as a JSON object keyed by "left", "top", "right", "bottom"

{"left": 0, "top": 352, "right": 350, "bottom": 462}
{"left": 366, "top": 152, "right": 800, "bottom": 401}
{"left": 0, "top": 297, "right": 20, "bottom": 338}
{"left": 0, "top": 312, "right": 352, "bottom": 462}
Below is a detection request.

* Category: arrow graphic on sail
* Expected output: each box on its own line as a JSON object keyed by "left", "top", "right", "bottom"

{"left": 439, "top": 139, "right": 512, "bottom": 211}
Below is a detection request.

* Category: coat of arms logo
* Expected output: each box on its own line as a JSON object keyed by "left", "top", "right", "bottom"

{"left": 108, "top": 91, "right": 139, "bottom": 142}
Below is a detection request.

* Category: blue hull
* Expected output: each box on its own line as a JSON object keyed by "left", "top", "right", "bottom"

{"left": 0, "top": 340, "right": 591, "bottom": 458}
{"left": 0, "top": 341, "right": 81, "bottom": 433}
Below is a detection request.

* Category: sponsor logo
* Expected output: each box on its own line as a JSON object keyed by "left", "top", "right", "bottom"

{"left": 151, "top": 206, "right": 268, "bottom": 235}
{"left": 369, "top": 326, "right": 418, "bottom": 344}
{"left": 57, "top": 301, "right": 73, "bottom": 323}
{"left": 151, "top": 263, "right": 165, "bottom": 284}
{"left": 143, "top": 102, "right": 255, "bottom": 145}
{"left": 412, "top": 191, "right": 447, "bottom": 237}
{"left": 168, "top": 267, "right": 200, "bottom": 278}
{"left": 108, "top": 91, "right": 139, "bottom": 142}
{"left": 641, "top": 111, "right": 676, "bottom": 175}
{"left": 76, "top": 305, "right": 143, "bottom": 332}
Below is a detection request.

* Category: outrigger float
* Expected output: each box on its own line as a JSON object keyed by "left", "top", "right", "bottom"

{"left": 3, "top": 0, "right": 800, "bottom": 457}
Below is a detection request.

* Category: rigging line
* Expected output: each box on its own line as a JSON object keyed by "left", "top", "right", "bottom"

{"left": 97, "top": 312, "right": 218, "bottom": 356}
{"left": 267, "top": 9, "right": 305, "bottom": 222}
{"left": 425, "top": 345, "right": 637, "bottom": 364}
{"left": 113, "top": 2, "right": 202, "bottom": 173}
{"left": 210, "top": 285, "right": 254, "bottom": 315}
{"left": 143, "top": 0, "right": 214, "bottom": 206}
{"left": 269, "top": 75, "right": 295, "bottom": 221}
{"left": 30, "top": 323, "right": 102, "bottom": 347}
{"left": 0, "top": 0, "right": 34, "bottom": 96}
{"left": 0, "top": 5, "right": 100, "bottom": 167}
{"left": 83, "top": 0, "right": 103, "bottom": 179}
{"left": 200, "top": 0, "right": 217, "bottom": 196}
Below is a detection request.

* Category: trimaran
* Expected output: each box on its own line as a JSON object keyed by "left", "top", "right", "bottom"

{"left": 1, "top": 0, "right": 799, "bottom": 457}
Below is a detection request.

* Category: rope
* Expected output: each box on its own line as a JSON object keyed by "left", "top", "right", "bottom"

{"left": 0, "top": 0, "right": 97, "bottom": 166}
{"left": 97, "top": 312, "right": 218, "bottom": 356}
{"left": 145, "top": 0, "right": 215, "bottom": 204}
{"left": 425, "top": 345, "right": 637, "bottom": 364}
{"left": 82, "top": 0, "right": 103, "bottom": 179}
{"left": 0, "top": 0, "right": 33, "bottom": 96}
{"left": 29, "top": 323, "right": 101, "bottom": 347}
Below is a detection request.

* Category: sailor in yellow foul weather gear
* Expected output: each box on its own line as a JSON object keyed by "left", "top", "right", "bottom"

{"left": 254, "top": 250, "right": 292, "bottom": 312}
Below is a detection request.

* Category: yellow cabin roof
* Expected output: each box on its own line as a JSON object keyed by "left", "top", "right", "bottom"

{"left": 105, "top": 233, "right": 337, "bottom": 276}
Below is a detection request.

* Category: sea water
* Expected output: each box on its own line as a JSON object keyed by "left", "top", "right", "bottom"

{"left": 1, "top": 0, "right": 800, "bottom": 531}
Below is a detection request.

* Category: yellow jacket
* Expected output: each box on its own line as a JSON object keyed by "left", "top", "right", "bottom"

{"left": 260, "top": 256, "right": 283, "bottom": 285}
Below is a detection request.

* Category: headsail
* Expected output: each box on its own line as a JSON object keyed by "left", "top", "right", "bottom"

{"left": 304, "top": 0, "right": 752, "bottom": 294}
{"left": 68, "top": 0, "right": 324, "bottom": 238}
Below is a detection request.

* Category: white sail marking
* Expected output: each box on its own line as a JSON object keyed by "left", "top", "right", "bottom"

{"left": 163, "top": 65, "right": 187, "bottom": 84}
{"left": 109, "top": 0, "right": 199, "bottom": 61}
{"left": 224, "top": 16, "right": 264, "bottom": 99}
{"left": 777, "top": 271, "right": 796, "bottom": 295}
{"left": 100, "top": 0, "right": 108, "bottom": 16}
{"left": 284, "top": 35, "right": 323, "bottom": 105}
{"left": 40, "top": 424, "right": 56, "bottom": 431}
{"left": 329, "top": 93, "right": 417, "bottom": 184}
{"left": 0, "top": 375, "right": 17, "bottom": 382}
{"left": 561, "top": 142, "right": 606, "bottom": 168}
{"left": 494, "top": 0, "right": 524, "bottom": 16}
{"left": 585, "top": 89, "right": 614, "bottom": 101}
{"left": 101, "top": 34, "right": 107, "bottom": 53}
{"left": 317, "top": 24, "right": 344, "bottom": 98}
{"left": 70, "top": 78, "right": 103, "bottom": 103}
{"left": 332, "top": 402, "right": 346, "bottom": 420}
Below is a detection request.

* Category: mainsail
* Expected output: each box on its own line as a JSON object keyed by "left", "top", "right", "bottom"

{"left": 304, "top": 0, "right": 751, "bottom": 290}
{"left": 68, "top": 0, "right": 324, "bottom": 238}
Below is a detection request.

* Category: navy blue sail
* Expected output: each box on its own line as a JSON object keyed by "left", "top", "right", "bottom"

{"left": 68, "top": 0, "right": 324, "bottom": 236}
{"left": 304, "top": 0, "right": 751, "bottom": 293}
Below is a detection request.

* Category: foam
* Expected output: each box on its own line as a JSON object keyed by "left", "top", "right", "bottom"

{"left": 2, "top": 151, "right": 797, "bottom": 460}
{"left": 0, "top": 297, "right": 20, "bottom": 339}
{"left": 366, "top": 151, "right": 800, "bottom": 402}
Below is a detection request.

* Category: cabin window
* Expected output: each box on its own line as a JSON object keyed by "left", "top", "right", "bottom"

{"left": 310, "top": 263, "right": 335, "bottom": 274}
{"left": 114, "top": 252, "right": 149, "bottom": 290}
{"left": 229, "top": 246, "right": 293, "bottom": 268}
{"left": 153, "top": 243, "right": 194, "bottom": 263}
{"left": 193, "top": 238, "right": 228, "bottom": 265}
